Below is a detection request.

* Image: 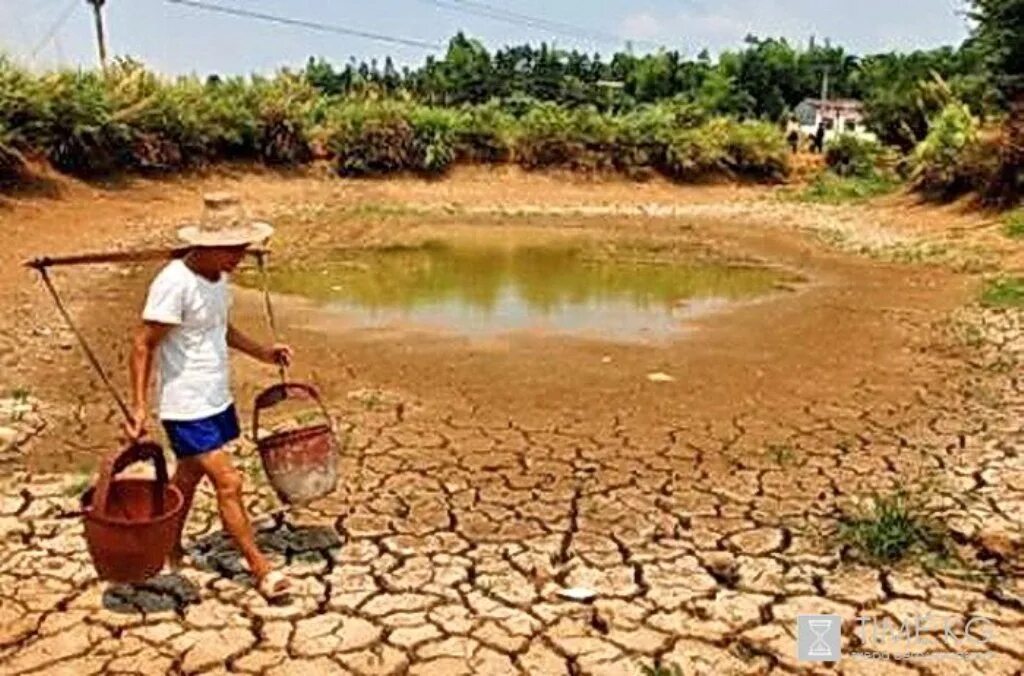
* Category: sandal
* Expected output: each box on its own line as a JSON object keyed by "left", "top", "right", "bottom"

{"left": 257, "top": 570, "right": 292, "bottom": 601}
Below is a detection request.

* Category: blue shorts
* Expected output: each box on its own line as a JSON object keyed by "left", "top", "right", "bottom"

{"left": 162, "top": 404, "right": 240, "bottom": 458}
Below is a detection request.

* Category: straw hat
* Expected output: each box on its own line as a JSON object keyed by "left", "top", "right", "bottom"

{"left": 177, "top": 192, "right": 274, "bottom": 247}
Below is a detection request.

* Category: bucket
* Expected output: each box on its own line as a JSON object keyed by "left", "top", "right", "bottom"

{"left": 254, "top": 383, "right": 339, "bottom": 506}
{"left": 81, "top": 442, "right": 184, "bottom": 584}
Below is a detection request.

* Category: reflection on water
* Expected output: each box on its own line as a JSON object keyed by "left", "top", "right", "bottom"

{"left": 241, "top": 241, "right": 791, "bottom": 339}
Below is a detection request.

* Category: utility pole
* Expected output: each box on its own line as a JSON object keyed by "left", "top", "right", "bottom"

{"left": 86, "top": 0, "right": 107, "bottom": 69}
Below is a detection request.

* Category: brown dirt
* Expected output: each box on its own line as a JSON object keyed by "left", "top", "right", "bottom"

{"left": 2, "top": 166, "right": 1023, "bottom": 675}
{"left": 0, "top": 165, "right": 975, "bottom": 472}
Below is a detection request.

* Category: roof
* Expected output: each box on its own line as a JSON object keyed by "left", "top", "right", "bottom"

{"left": 798, "top": 98, "right": 865, "bottom": 111}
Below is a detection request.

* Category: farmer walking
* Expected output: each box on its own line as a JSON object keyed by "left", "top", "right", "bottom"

{"left": 125, "top": 193, "right": 293, "bottom": 600}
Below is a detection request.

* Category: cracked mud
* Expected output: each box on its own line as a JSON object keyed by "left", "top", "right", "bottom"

{"left": 0, "top": 170, "right": 1022, "bottom": 675}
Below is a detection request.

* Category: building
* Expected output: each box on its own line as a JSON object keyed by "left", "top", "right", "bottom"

{"left": 793, "top": 98, "right": 876, "bottom": 142}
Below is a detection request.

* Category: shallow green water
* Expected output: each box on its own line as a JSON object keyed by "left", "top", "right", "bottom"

{"left": 242, "top": 241, "right": 790, "bottom": 339}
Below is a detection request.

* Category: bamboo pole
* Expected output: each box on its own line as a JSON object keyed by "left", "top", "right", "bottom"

{"left": 23, "top": 247, "right": 268, "bottom": 270}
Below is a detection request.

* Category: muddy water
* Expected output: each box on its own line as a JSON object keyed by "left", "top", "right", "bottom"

{"left": 241, "top": 241, "right": 791, "bottom": 340}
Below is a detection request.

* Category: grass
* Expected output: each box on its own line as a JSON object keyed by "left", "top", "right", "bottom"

{"left": 640, "top": 663, "right": 684, "bottom": 676}
{"left": 792, "top": 172, "right": 900, "bottom": 205}
{"left": 766, "top": 443, "right": 797, "bottom": 466}
{"left": 837, "top": 489, "right": 952, "bottom": 567}
{"left": 1002, "top": 209, "right": 1024, "bottom": 239}
{"left": 980, "top": 277, "right": 1024, "bottom": 308}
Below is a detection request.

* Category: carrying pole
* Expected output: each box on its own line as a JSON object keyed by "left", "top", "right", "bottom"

{"left": 24, "top": 246, "right": 266, "bottom": 270}
{"left": 254, "top": 251, "right": 287, "bottom": 384}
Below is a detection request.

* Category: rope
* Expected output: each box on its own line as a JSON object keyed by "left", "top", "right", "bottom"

{"left": 255, "top": 251, "right": 287, "bottom": 384}
{"left": 36, "top": 267, "right": 134, "bottom": 424}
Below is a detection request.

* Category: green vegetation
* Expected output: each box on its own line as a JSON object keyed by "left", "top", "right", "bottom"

{"left": 981, "top": 276, "right": 1024, "bottom": 307}
{"left": 1002, "top": 209, "right": 1024, "bottom": 238}
{"left": 838, "top": 489, "right": 952, "bottom": 566}
{"left": 795, "top": 172, "right": 899, "bottom": 204}
{"left": 640, "top": 663, "right": 683, "bottom": 676}
{"left": 766, "top": 443, "right": 798, "bottom": 466}
{"left": 824, "top": 134, "right": 889, "bottom": 178}
{"left": 0, "top": 1, "right": 1019, "bottom": 201}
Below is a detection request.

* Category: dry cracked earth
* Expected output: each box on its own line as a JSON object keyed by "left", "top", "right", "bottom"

{"left": 1, "top": 171, "right": 1023, "bottom": 675}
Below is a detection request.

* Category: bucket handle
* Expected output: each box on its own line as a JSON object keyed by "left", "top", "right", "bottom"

{"left": 92, "top": 441, "right": 169, "bottom": 518}
{"left": 252, "top": 382, "right": 332, "bottom": 442}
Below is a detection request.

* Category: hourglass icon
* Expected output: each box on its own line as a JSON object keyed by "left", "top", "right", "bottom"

{"left": 798, "top": 614, "right": 841, "bottom": 661}
{"left": 807, "top": 619, "right": 835, "bottom": 657}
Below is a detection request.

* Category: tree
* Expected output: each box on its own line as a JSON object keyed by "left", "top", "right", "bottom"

{"left": 968, "top": 0, "right": 1024, "bottom": 100}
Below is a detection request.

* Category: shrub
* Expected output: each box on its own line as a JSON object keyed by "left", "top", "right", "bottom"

{"left": 911, "top": 102, "right": 982, "bottom": 198}
{"left": 408, "top": 106, "right": 458, "bottom": 174}
{"left": 662, "top": 123, "right": 727, "bottom": 180}
{"left": 249, "top": 72, "right": 320, "bottom": 165}
{"left": 325, "top": 101, "right": 415, "bottom": 175}
{"left": 40, "top": 69, "right": 132, "bottom": 175}
{"left": 513, "top": 103, "right": 616, "bottom": 171}
{"left": 722, "top": 119, "right": 789, "bottom": 180}
{"left": 661, "top": 119, "right": 789, "bottom": 181}
{"left": 825, "top": 134, "right": 886, "bottom": 178}
{"left": 453, "top": 102, "right": 514, "bottom": 163}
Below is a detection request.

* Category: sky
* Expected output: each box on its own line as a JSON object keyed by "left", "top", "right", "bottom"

{"left": 0, "top": 0, "right": 974, "bottom": 75}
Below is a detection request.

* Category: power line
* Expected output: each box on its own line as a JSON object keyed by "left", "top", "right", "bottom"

{"left": 165, "top": 0, "right": 441, "bottom": 50}
{"left": 425, "top": 0, "right": 661, "bottom": 50}
{"left": 30, "top": 0, "right": 79, "bottom": 59}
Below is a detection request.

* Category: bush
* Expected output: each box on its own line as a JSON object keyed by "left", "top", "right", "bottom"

{"left": 325, "top": 101, "right": 416, "bottom": 176}
{"left": 661, "top": 119, "right": 789, "bottom": 181}
{"left": 911, "top": 102, "right": 983, "bottom": 198}
{"left": 721, "top": 120, "right": 789, "bottom": 180}
{"left": 662, "top": 123, "right": 728, "bottom": 180}
{"left": 408, "top": 106, "right": 458, "bottom": 174}
{"left": 514, "top": 103, "right": 617, "bottom": 171}
{"left": 825, "top": 134, "right": 887, "bottom": 178}
{"left": 249, "top": 72, "right": 320, "bottom": 165}
{"left": 0, "top": 121, "right": 25, "bottom": 180}
{"left": 0, "top": 59, "right": 795, "bottom": 185}
{"left": 454, "top": 102, "right": 514, "bottom": 163}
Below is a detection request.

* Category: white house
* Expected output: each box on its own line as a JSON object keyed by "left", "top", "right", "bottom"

{"left": 793, "top": 99, "right": 877, "bottom": 142}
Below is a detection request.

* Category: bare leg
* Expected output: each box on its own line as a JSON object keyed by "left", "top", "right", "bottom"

{"left": 193, "top": 448, "right": 273, "bottom": 580}
{"left": 168, "top": 458, "right": 205, "bottom": 566}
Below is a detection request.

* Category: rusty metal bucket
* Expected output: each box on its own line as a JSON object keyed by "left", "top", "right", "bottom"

{"left": 81, "top": 442, "right": 184, "bottom": 584}
{"left": 254, "top": 383, "right": 339, "bottom": 506}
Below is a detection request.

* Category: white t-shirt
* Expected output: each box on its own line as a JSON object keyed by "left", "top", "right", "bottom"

{"left": 142, "top": 259, "right": 233, "bottom": 421}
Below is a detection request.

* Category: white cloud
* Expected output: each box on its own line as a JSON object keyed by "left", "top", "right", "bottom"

{"left": 618, "top": 0, "right": 969, "bottom": 55}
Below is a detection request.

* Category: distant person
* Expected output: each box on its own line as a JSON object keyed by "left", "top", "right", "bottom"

{"left": 787, "top": 128, "right": 800, "bottom": 153}
{"left": 813, "top": 122, "right": 826, "bottom": 153}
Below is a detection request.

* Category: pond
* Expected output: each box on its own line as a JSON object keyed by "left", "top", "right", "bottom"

{"left": 241, "top": 241, "right": 794, "bottom": 341}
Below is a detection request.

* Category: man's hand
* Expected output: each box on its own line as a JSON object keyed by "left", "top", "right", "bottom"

{"left": 262, "top": 343, "right": 294, "bottom": 367}
{"left": 124, "top": 405, "right": 149, "bottom": 441}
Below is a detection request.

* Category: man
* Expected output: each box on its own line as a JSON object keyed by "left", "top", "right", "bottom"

{"left": 125, "top": 194, "right": 292, "bottom": 600}
{"left": 813, "top": 122, "right": 827, "bottom": 154}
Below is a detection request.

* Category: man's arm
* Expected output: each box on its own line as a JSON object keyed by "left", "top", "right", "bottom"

{"left": 126, "top": 321, "right": 174, "bottom": 439}
{"left": 227, "top": 323, "right": 293, "bottom": 366}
